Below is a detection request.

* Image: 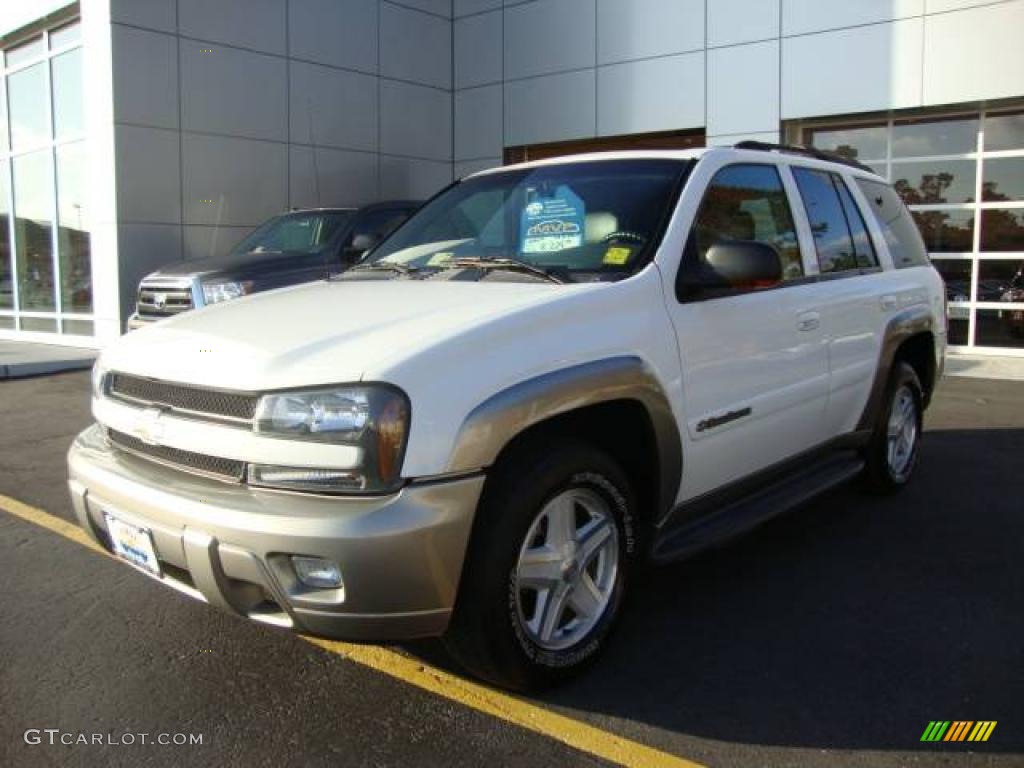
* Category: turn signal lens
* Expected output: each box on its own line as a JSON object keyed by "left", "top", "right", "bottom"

{"left": 247, "top": 465, "right": 366, "bottom": 492}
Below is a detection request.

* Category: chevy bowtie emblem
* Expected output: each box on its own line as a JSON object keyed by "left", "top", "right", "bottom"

{"left": 134, "top": 407, "right": 166, "bottom": 446}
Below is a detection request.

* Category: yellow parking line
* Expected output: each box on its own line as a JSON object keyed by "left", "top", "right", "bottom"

{"left": 0, "top": 492, "right": 703, "bottom": 768}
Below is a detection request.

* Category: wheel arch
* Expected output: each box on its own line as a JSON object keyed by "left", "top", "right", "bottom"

{"left": 446, "top": 357, "right": 683, "bottom": 529}
{"left": 857, "top": 305, "right": 938, "bottom": 431}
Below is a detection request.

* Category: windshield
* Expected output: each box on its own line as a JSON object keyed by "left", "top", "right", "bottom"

{"left": 364, "top": 159, "right": 688, "bottom": 281}
{"left": 231, "top": 211, "right": 354, "bottom": 256}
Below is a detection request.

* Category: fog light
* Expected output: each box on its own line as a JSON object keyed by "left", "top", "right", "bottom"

{"left": 292, "top": 556, "right": 343, "bottom": 590}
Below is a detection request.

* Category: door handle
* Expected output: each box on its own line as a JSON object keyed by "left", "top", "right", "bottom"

{"left": 881, "top": 294, "right": 898, "bottom": 311}
{"left": 796, "top": 311, "right": 820, "bottom": 332}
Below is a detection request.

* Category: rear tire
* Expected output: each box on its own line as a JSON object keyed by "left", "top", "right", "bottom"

{"left": 862, "top": 362, "right": 923, "bottom": 493}
{"left": 444, "top": 439, "right": 637, "bottom": 691}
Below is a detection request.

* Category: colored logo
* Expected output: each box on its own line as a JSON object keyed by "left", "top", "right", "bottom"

{"left": 921, "top": 721, "right": 997, "bottom": 742}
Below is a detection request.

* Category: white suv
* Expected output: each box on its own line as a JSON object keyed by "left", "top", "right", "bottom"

{"left": 69, "top": 144, "right": 945, "bottom": 690}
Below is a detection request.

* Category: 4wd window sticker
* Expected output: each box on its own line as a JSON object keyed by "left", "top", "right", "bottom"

{"left": 519, "top": 185, "right": 586, "bottom": 254}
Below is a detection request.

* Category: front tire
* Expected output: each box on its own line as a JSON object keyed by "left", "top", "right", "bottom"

{"left": 444, "top": 440, "right": 636, "bottom": 691}
{"left": 863, "top": 362, "right": 924, "bottom": 493}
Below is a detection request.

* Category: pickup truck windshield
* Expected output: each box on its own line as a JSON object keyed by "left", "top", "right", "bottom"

{"left": 232, "top": 211, "right": 354, "bottom": 256}
{"left": 365, "top": 159, "right": 688, "bottom": 281}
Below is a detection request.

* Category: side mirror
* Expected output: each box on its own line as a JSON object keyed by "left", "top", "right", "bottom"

{"left": 340, "top": 232, "right": 381, "bottom": 266}
{"left": 350, "top": 232, "right": 380, "bottom": 254}
{"left": 679, "top": 241, "right": 783, "bottom": 297}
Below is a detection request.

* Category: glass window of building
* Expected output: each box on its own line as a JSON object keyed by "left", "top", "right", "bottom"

{"left": 801, "top": 107, "right": 1024, "bottom": 354}
{"left": 1, "top": 17, "right": 92, "bottom": 337}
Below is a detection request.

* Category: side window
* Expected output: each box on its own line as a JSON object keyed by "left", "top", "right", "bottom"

{"left": 834, "top": 176, "right": 878, "bottom": 268}
{"left": 689, "top": 164, "right": 804, "bottom": 281}
{"left": 855, "top": 178, "right": 930, "bottom": 268}
{"left": 793, "top": 167, "right": 863, "bottom": 274}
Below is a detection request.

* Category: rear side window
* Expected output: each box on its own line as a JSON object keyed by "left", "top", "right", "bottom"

{"left": 689, "top": 164, "right": 804, "bottom": 281}
{"left": 855, "top": 178, "right": 930, "bottom": 268}
{"left": 793, "top": 168, "right": 876, "bottom": 273}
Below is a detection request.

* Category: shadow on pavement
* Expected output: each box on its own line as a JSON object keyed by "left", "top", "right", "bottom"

{"left": 412, "top": 426, "right": 1024, "bottom": 753}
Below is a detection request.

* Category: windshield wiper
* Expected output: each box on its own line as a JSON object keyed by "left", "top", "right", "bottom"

{"left": 441, "top": 257, "right": 567, "bottom": 285}
{"left": 343, "top": 261, "right": 418, "bottom": 277}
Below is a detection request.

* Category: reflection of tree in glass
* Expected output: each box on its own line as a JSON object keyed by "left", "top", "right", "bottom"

{"left": 978, "top": 182, "right": 1024, "bottom": 252}
{"left": 833, "top": 144, "right": 859, "bottom": 161}
{"left": 893, "top": 172, "right": 955, "bottom": 205}
{"left": 894, "top": 172, "right": 972, "bottom": 252}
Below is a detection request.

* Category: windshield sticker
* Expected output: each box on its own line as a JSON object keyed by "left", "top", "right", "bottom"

{"left": 602, "top": 246, "right": 633, "bottom": 266}
{"left": 520, "top": 185, "right": 585, "bottom": 254}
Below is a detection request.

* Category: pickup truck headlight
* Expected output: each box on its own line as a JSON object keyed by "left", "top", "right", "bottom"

{"left": 91, "top": 360, "right": 108, "bottom": 399}
{"left": 251, "top": 385, "right": 410, "bottom": 493}
{"left": 202, "top": 280, "right": 252, "bottom": 305}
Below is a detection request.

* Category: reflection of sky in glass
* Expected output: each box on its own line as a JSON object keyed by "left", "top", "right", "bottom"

{"left": 794, "top": 169, "right": 854, "bottom": 270}
{"left": 4, "top": 36, "right": 44, "bottom": 68}
{"left": 52, "top": 48, "right": 84, "bottom": 138}
{"left": 8, "top": 64, "right": 48, "bottom": 150}
{"left": 984, "top": 113, "right": 1024, "bottom": 152}
{"left": 892, "top": 118, "right": 978, "bottom": 157}
{"left": 57, "top": 142, "right": 87, "bottom": 230}
{"left": 809, "top": 125, "right": 886, "bottom": 161}
{"left": 13, "top": 151, "right": 54, "bottom": 224}
{"left": 49, "top": 21, "right": 81, "bottom": 50}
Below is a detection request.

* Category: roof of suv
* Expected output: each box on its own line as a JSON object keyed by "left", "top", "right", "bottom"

{"left": 472, "top": 146, "right": 885, "bottom": 182}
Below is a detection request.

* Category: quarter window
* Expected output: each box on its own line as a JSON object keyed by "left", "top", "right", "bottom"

{"left": 855, "top": 178, "right": 929, "bottom": 269}
{"left": 793, "top": 168, "right": 876, "bottom": 273}
{"left": 688, "top": 164, "right": 804, "bottom": 281}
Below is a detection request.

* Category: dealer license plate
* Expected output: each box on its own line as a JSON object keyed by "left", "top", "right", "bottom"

{"left": 104, "top": 513, "right": 161, "bottom": 576}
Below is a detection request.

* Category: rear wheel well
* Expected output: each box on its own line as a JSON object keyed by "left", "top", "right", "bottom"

{"left": 893, "top": 332, "right": 937, "bottom": 407}
{"left": 485, "top": 400, "right": 660, "bottom": 541}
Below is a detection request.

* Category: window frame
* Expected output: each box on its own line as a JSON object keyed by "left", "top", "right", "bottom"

{"left": 791, "top": 165, "right": 880, "bottom": 275}
{"left": 676, "top": 161, "right": 812, "bottom": 303}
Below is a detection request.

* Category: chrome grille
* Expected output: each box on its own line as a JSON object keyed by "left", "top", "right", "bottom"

{"left": 109, "top": 429, "right": 245, "bottom": 481}
{"left": 137, "top": 277, "right": 194, "bottom": 318}
{"left": 108, "top": 373, "right": 259, "bottom": 422}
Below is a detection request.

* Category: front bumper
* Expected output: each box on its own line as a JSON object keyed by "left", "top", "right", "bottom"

{"left": 68, "top": 424, "right": 484, "bottom": 641}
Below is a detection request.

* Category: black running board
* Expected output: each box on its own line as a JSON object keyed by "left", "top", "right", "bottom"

{"left": 651, "top": 453, "right": 865, "bottom": 563}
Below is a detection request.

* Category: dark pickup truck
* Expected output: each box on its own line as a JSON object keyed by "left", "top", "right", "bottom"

{"left": 128, "top": 201, "right": 419, "bottom": 329}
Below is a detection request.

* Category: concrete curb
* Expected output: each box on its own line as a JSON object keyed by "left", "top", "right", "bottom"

{"left": 0, "top": 357, "right": 96, "bottom": 380}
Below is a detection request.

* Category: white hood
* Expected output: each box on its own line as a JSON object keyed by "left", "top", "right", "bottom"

{"left": 102, "top": 279, "right": 574, "bottom": 390}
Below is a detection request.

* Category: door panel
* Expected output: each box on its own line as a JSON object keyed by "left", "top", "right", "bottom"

{"left": 786, "top": 165, "right": 894, "bottom": 436}
{"left": 661, "top": 161, "right": 830, "bottom": 501}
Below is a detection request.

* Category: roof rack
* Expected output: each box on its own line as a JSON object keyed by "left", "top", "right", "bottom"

{"left": 733, "top": 140, "right": 875, "bottom": 173}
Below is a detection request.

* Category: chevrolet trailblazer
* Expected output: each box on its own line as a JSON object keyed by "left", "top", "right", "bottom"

{"left": 69, "top": 143, "right": 945, "bottom": 690}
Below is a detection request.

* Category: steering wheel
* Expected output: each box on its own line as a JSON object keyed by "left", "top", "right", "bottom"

{"left": 600, "top": 231, "right": 646, "bottom": 245}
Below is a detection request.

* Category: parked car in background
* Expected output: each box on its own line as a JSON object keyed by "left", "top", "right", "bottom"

{"left": 127, "top": 202, "right": 419, "bottom": 329}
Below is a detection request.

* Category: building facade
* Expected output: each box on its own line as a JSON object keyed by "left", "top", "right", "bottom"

{"left": 1, "top": 0, "right": 1022, "bottom": 356}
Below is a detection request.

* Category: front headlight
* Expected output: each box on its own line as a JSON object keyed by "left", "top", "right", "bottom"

{"left": 91, "top": 359, "right": 108, "bottom": 399}
{"left": 202, "top": 280, "right": 252, "bottom": 305}
{"left": 251, "top": 385, "right": 410, "bottom": 493}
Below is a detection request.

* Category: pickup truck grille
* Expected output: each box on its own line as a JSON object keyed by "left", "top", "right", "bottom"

{"left": 137, "top": 277, "right": 194, "bottom": 319}
{"left": 109, "top": 429, "right": 245, "bottom": 481}
{"left": 108, "top": 373, "right": 260, "bottom": 423}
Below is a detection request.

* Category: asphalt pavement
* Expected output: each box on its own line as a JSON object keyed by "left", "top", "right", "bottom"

{"left": 0, "top": 370, "right": 1021, "bottom": 767}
